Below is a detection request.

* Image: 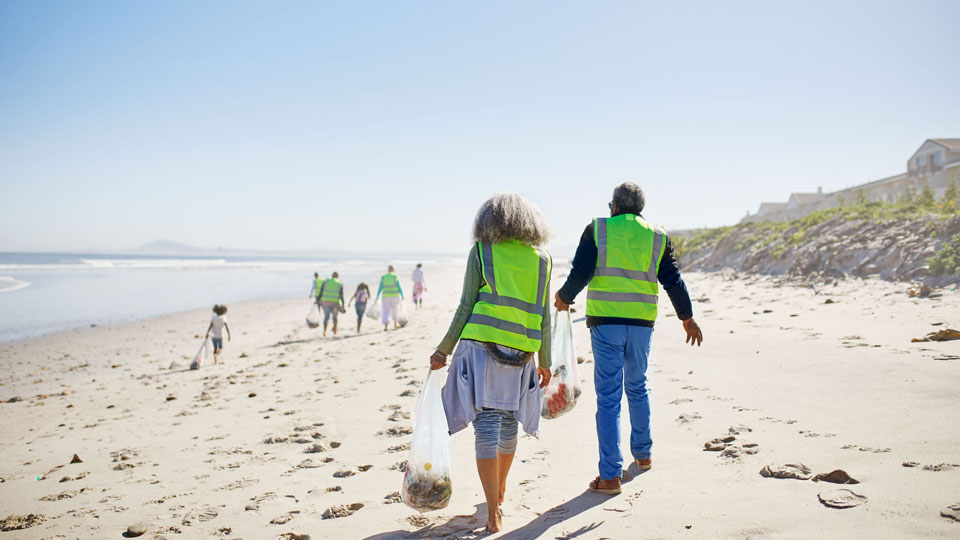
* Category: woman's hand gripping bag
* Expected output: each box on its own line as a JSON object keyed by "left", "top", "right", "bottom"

{"left": 541, "top": 309, "right": 583, "bottom": 419}
{"left": 402, "top": 370, "right": 453, "bottom": 511}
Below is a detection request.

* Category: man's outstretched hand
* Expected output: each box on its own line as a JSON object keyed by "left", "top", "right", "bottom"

{"left": 682, "top": 317, "right": 703, "bottom": 346}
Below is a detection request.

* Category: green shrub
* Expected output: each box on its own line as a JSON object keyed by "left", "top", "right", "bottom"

{"left": 927, "top": 233, "right": 960, "bottom": 277}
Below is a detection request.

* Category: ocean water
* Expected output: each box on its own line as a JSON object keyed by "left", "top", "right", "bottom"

{"left": 0, "top": 252, "right": 454, "bottom": 343}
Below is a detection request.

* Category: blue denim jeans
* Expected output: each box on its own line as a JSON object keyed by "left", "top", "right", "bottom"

{"left": 590, "top": 324, "right": 653, "bottom": 480}
{"left": 472, "top": 408, "right": 519, "bottom": 459}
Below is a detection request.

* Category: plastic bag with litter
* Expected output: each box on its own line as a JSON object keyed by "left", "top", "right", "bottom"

{"left": 306, "top": 303, "right": 320, "bottom": 328}
{"left": 397, "top": 301, "right": 409, "bottom": 327}
{"left": 541, "top": 309, "right": 582, "bottom": 419}
{"left": 365, "top": 301, "right": 381, "bottom": 320}
{"left": 189, "top": 339, "right": 208, "bottom": 370}
{"left": 402, "top": 370, "right": 452, "bottom": 512}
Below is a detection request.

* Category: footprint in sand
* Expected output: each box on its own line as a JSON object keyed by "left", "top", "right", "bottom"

{"left": 304, "top": 443, "right": 328, "bottom": 454}
{"left": 676, "top": 413, "right": 702, "bottom": 425}
{"left": 406, "top": 514, "right": 430, "bottom": 527}
{"left": 38, "top": 489, "right": 83, "bottom": 501}
{"left": 181, "top": 505, "right": 218, "bottom": 526}
{"left": 333, "top": 469, "right": 355, "bottom": 478}
{"left": 322, "top": 503, "right": 363, "bottom": 519}
{"left": 812, "top": 470, "right": 859, "bottom": 484}
{"left": 388, "top": 411, "right": 411, "bottom": 422}
{"left": 270, "top": 511, "right": 299, "bottom": 524}
{"left": 922, "top": 463, "right": 960, "bottom": 472}
{"left": 383, "top": 491, "right": 402, "bottom": 504}
{"left": 0, "top": 513, "right": 47, "bottom": 531}
{"left": 942, "top": 504, "right": 960, "bottom": 522}
{"left": 818, "top": 488, "right": 866, "bottom": 509}
{"left": 380, "top": 426, "right": 413, "bottom": 437}
{"left": 296, "top": 458, "right": 333, "bottom": 469}
{"left": 759, "top": 463, "right": 812, "bottom": 480}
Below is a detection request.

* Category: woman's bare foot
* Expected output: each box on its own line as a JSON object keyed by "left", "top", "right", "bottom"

{"left": 485, "top": 507, "right": 502, "bottom": 533}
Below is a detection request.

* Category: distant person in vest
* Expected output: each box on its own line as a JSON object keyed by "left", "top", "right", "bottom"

{"left": 411, "top": 263, "right": 427, "bottom": 310}
{"left": 554, "top": 182, "right": 703, "bottom": 495}
{"left": 429, "top": 192, "right": 553, "bottom": 533}
{"left": 309, "top": 272, "right": 323, "bottom": 306}
{"left": 317, "top": 271, "right": 345, "bottom": 336}
{"left": 375, "top": 265, "right": 405, "bottom": 331}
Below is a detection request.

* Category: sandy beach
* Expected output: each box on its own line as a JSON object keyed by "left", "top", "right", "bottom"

{"left": 1, "top": 265, "right": 959, "bottom": 539}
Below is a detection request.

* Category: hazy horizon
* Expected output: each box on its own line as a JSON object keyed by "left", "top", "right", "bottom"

{"left": 2, "top": 1, "right": 959, "bottom": 254}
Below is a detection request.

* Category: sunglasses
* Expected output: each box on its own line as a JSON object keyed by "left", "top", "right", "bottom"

{"left": 608, "top": 202, "right": 613, "bottom": 210}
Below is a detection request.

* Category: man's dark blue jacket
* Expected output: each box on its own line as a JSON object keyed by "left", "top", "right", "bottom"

{"left": 556, "top": 212, "right": 693, "bottom": 328}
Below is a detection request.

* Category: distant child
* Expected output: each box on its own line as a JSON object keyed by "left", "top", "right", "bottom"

{"left": 348, "top": 283, "right": 371, "bottom": 333}
{"left": 205, "top": 304, "right": 231, "bottom": 364}
{"left": 411, "top": 263, "right": 427, "bottom": 309}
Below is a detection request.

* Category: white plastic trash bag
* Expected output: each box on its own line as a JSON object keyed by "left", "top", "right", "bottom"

{"left": 366, "top": 301, "right": 381, "bottom": 320}
{"left": 402, "top": 370, "right": 453, "bottom": 512}
{"left": 306, "top": 303, "right": 320, "bottom": 328}
{"left": 541, "top": 309, "right": 582, "bottom": 419}
{"left": 189, "top": 339, "right": 208, "bottom": 370}
{"left": 397, "top": 301, "right": 409, "bottom": 328}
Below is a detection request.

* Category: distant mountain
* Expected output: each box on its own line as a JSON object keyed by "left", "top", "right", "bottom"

{"left": 134, "top": 240, "right": 206, "bottom": 254}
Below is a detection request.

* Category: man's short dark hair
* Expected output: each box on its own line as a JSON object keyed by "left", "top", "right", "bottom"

{"left": 612, "top": 182, "right": 645, "bottom": 214}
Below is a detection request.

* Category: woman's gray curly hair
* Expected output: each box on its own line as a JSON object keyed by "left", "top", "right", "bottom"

{"left": 472, "top": 192, "right": 551, "bottom": 247}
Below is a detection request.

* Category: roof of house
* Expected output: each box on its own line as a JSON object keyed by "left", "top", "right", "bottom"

{"left": 840, "top": 172, "right": 907, "bottom": 191}
{"left": 930, "top": 139, "right": 960, "bottom": 152}
{"left": 788, "top": 193, "right": 826, "bottom": 204}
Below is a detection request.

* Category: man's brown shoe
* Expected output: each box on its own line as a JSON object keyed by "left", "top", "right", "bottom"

{"left": 636, "top": 458, "right": 652, "bottom": 470}
{"left": 588, "top": 476, "right": 621, "bottom": 495}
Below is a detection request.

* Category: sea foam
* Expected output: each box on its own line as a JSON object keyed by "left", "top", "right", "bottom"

{"left": 0, "top": 276, "right": 31, "bottom": 293}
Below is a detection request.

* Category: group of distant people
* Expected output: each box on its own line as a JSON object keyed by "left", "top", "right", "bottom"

{"left": 309, "top": 263, "right": 427, "bottom": 335}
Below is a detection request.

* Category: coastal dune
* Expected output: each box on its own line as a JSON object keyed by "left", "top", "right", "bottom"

{"left": 1, "top": 265, "right": 959, "bottom": 539}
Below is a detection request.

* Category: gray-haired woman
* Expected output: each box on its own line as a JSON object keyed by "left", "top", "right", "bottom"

{"left": 430, "top": 192, "right": 553, "bottom": 533}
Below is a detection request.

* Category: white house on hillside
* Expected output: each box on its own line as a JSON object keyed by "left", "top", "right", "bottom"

{"left": 742, "top": 139, "right": 960, "bottom": 223}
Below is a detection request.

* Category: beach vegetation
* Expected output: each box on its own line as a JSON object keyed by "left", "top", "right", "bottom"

{"left": 943, "top": 179, "right": 958, "bottom": 209}
{"left": 674, "top": 197, "right": 960, "bottom": 260}
{"left": 927, "top": 232, "right": 960, "bottom": 277}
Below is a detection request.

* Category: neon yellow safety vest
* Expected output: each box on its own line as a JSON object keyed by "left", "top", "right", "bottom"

{"left": 586, "top": 214, "right": 665, "bottom": 321}
{"left": 380, "top": 272, "right": 401, "bottom": 298}
{"left": 460, "top": 240, "right": 551, "bottom": 352}
{"left": 313, "top": 277, "right": 324, "bottom": 298}
{"left": 320, "top": 278, "right": 342, "bottom": 304}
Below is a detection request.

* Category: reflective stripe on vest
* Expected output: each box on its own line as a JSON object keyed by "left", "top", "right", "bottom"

{"left": 321, "top": 278, "right": 342, "bottom": 303}
{"left": 587, "top": 214, "right": 665, "bottom": 321}
{"left": 459, "top": 240, "right": 551, "bottom": 352}
{"left": 380, "top": 273, "right": 401, "bottom": 298}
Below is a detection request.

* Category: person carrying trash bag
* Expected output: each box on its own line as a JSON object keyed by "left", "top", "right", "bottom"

{"left": 401, "top": 369, "right": 453, "bottom": 512}
{"left": 375, "top": 265, "right": 404, "bottom": 331}
{"left": 554, "top": 182, "right": 703, "bottom": 495}
{"left": 540, "top": 308, "right": 582, "bottom": 419}
{"left": 317, "top": 271, "right": 345, "bottom": 336}
{"left": 429, "top": 192, "right": 552, "bottom": 534}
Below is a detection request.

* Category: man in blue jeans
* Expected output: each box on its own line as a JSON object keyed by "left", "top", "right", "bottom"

{"left": 555, "top": 182, "right": 703, "bottom": 495}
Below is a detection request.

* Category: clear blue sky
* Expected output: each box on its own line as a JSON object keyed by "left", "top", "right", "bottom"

{"left": 1, "top": 0, "right": 958, "bottom": 255}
